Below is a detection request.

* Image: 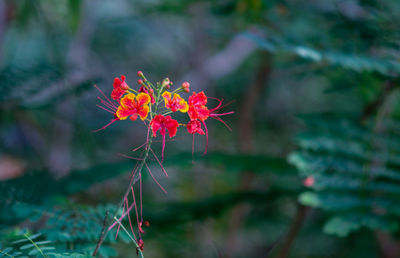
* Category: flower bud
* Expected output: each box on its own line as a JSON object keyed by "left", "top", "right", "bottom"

{"left": 162, "top": 78, "right": 171, "bottom": 88}
{"left": 120, "top": 82, "right": 129, "bottom": 90}
{"left": 138, "top": 239, "right": 144, "bottom": 251}
{"left": 182, "top": 82, "right": 190, "bottom": 89}
{"left": 137, "top": 71, "right": 144, "bottom": 77}
{"left": 182, "top": 82, "right": 190, "bottom": 92}
{"left": 138, "top": 79, "right": 143, "bottom": 85}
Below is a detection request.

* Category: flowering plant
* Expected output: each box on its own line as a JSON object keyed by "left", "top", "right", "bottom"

{"left": 92, "top": 72, "right": 233, "bottom": 256}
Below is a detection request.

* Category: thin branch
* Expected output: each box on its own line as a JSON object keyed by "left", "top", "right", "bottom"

{"left": 93, "top": 209, "right": 109, "bottom": 256}
{"left": 276, "top": 204, "right": 309, "bottom": 258}
{"left": 113, "top": 217, "right": 144, "bottom": 258}
{"left": 92, "top": 138, "right": 153, "bottom": 256}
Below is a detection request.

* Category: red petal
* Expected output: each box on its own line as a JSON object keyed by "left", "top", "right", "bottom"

{"left": 165, "top": 117, "right": 179, "bottom": 138}
{"left": 113, "top": 77, "right": 122, "bottom": 89}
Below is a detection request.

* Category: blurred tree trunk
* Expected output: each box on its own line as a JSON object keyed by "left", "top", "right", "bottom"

{"left": 376, "top": 231, "right": 400, "bottom": 258}
{"left": 276, "top": 204, "right": 309, "bottom": 258}
{"left": 48, "top": 0, "right": 95, "bottom": 177}
{"left": 223, "top": 52, "right": 272, "bottom": 258}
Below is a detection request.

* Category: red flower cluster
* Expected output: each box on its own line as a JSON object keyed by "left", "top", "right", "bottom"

{"left": 94, "top": 71, "right": 233, "bottom": 252}
{"left": 96, "top": 73, "right": 233, "bottom": 156}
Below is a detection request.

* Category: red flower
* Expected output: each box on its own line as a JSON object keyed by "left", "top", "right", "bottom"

{"left": 150, "top": 114, "right": 179, "bottom": 161}
{"left": 189, "top": 94, "right": 234, "bottom": 155}
{"left": 111, "top": 75, "right": 129, "bottom": 100}
{"left": 186, "top": 120, "right": 205, "bottom": 135}
{"left": 188, "top": 91, "right": 209, "bottom": 121}
{"left": 116, "top": 93, "right": 151, "bottom": 121}
{"left": 150, "top": 114, "right": 179, "bottom": 138}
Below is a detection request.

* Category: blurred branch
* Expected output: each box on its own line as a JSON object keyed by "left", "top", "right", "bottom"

{"left": 180, "top": 32, "right": 257, "bottom": 90}
{"left": 0, "top": 1, "right": 13, "bottom": 67}
{"left": 361, "top": 80, "right": 397, "bottom": 122}
{"left": 376, "top": 231, "right": 400, "bottom": 258}
{"left": 223, "top": 52, "right": 272, "bottom": 258}
{"left": 276, "top": 204, "right": 309, "bottom": 258}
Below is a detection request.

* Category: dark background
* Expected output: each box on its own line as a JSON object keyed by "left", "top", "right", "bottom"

{"left": 1, "top": 0, "right": 400, "bottom": 257}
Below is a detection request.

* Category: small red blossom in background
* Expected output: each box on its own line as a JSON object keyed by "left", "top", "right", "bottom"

{"left": 94, "top": 72, "right": 233, "bottom": 254}
{"left": 303, "top": 176, "right": 315, "bottom": 187}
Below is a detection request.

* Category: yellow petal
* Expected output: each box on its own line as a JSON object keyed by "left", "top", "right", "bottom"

{"left": 138, "top": 105, "right": 149, "bottom": 120}
{"left": 120, "top": 93, "right": 136, "bottom": 108}
{"left": 162, "top": 91, "right": 172, "bottom": 103}
{"left": 180, "top": 100, "right": 189, "bottom": 113}
{"left": 136, "top": 93, "right": 151, "bottom": 106}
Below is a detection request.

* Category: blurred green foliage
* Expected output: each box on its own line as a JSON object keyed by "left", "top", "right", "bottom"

{"left": 2, "top": 0, "right": 400, "bottom": 257}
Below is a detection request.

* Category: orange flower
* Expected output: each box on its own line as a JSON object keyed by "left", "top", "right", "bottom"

{"left": 116, "top": 93, "right": 151, "bottom": 121}
{"left": 162, "top": 91, "right": 188, "bottom": 113}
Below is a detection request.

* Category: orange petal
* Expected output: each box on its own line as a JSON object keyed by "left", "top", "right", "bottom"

{"left": 180, "top": 100, "right": 189, "bottom": 113}
{"left": 120, "top": 93, "right": 136, "bottom": 109}
{"left": 162, "top": 91, "right": 172, "bottom": 106}
{"left": 116, "top": 106, "right": 132, "bottom": 120}
{"left": 136, "top": 93, "right": 151, "bottom": 106}
{"left": 138, "top": 105, "right": 149, "bottom": 120}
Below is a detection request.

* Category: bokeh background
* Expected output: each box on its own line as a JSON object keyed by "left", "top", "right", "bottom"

{"left": 2, "top": 0, "right": 400, "bottom": 257}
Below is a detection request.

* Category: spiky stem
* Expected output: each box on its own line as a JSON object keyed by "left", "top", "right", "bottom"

{"left": 93, "top": 136, "right": 153, "bottom": 257}
{"left": 93, "top": 80, "right": 168, "bottom": 257}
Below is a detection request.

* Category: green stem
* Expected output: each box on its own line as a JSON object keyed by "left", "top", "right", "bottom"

{"left": 93, "top": 138, "right": 153, "bottom": 256}
{"left": 113, "top": 217, "right": 144, "bottom": 258}
{"left": 0, "top": 249, "right": 14, "bottom": 258}
{"left": 24, "top": 233, "right": 46, "bottom": 258}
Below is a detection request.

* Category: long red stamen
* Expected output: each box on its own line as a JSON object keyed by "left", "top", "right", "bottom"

{"left": 125, "top": 198, "right": 138, "bottom": 241}
{"left": 202, "top": 120, "right": 208, "bottom": 155}
{"left": 161, "top": 134, "right": 166, "bottom": 162}
{"left": 139, "top": 171, "right": 143, "bottom": 221}
{"left": 146, "top": 124, "right": 151, "bottom": 149}
{"left": 96, "top": 104, "right": 114, "bottom": 114}
{"left": 94, "top": 85, "right": 118, "bottom": 109}
{"left": 108, "top": 201, "right": 135, "bottom": 231}
{"left": 150, "top": 148, "right": 168, "bottom": 177}
{"left": 93, "top": 118, "right": 119, "bottom": 132}
{"left": 144, "top": 162, "right": 167, "bottom": 194}
{"left": 132, "top": 142, "right": 148, "bottom": 152}
{"left": 118, "top": 153, "right": 144, "bottom": 161}
{"left": 131, "top": 186, "right": 142, "bottom": 237}
{"left": 192, "top": 134, "right": 195, "bottom": 164}
{"left": 211, "top": 111, "right": 234, "bottom": 116}
{"left": 98, "top": 96, "right": 117, "bottom": 110}
{"left": 212, "top": 116, "right": 232, "bottom": 131}
{"left": 115, "top": 204, "right": 125, "bottom": 239}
